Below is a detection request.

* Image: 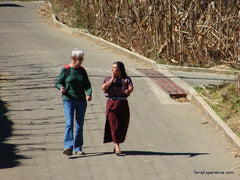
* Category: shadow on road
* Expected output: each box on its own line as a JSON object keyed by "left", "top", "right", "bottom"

{"left": 68, "top": 150, "right": 209, "bottom": 159}
{"left": 0, "top": 4, "right": 24, "bottom": 7}
{"left": 0, "top": 99, "right": 26, "bottom": 169}
{"left": 123, "top": 151, "right": 210, "bottom": 157}
{"left": 69, "top": 152, "right": 112, "bottom": 159}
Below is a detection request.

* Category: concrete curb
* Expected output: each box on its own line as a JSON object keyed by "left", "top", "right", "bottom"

{"left": 189, "top": 87, "right": 240, "bottom": 151}
{"left": 156, "top": 64, "right": 240, "bottom": 76}
{"left": 49, "top": 2, "right": 240, "bottom": 151}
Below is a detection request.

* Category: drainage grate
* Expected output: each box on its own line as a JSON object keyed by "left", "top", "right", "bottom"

{"left": 138, "top": 69, "right": 187, "bottom": 98}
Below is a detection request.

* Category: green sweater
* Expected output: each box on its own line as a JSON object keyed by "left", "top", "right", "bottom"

{"left": 55, "top": 66, "right": 92, "bottom": 101}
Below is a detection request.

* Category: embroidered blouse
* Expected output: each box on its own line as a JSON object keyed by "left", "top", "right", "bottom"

{"left": 103, "top": 76, "right": 133, "bottom": 98}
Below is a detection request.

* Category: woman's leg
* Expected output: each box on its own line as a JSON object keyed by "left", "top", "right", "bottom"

{"left": 114, "top": 143, "right": 120, "bottom": 152}
{"left": 63, "top": 100, "right": 74, "bottom": 151}
{"left": 74, "top": 101, "right": 87, "bottom": 152}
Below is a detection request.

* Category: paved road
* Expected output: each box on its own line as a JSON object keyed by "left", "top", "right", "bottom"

{"left": 0, "top": 2, "right": 239, "bottom": 180}
{"left": 168, "top": 70, "right": 236, "bottom": 87}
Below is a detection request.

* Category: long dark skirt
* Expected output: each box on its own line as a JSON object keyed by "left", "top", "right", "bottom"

{"left": 103, "top": 99, "right": 130, "bottom": 144}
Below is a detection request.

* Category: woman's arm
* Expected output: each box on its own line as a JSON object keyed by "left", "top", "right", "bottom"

{"left": 124, "top": 86, "right": 133, "bottom": 96}
{"left": 102, "top": 77, "right": 114, "bottom": 91}
{"left": 82, "top": 68, "right": 92, "bottom": 101}
{"left": 55, "top": 67, "right": 65, "bottom": 90}
{"left": 124, "top": 77, "right": 134, "bottom": 96}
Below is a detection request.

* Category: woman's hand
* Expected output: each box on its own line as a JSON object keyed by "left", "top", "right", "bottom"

{"left": 111, "top": 70, "right": 117, "bottom": 79}
{"left": 124, "top": 87, "right": 133, "bottom": 96}
{"left": 86, "top": 96, "right": 92, "bottom": 101}
{"left": 102, "top": 77, "right": 114, "bottom": 91}
{"left": 61, "top": 86, "right": 67, "bottom": 94}
{"left": 124, "top": 90, "right": 131, "bottom": 96}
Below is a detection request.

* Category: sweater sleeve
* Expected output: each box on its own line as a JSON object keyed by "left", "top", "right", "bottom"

{"left": 55, "top": 67, "right": 65, "bottom": 90}
{"left": 83, "top": 69, "right": 92, "bottom": 97}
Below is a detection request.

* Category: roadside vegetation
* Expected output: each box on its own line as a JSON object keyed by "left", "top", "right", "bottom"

{"left": 195, "top": 81, "right": 240, "bottom": 137}
{"left": 50, "top": 0, "right": 240, "bottom": 69}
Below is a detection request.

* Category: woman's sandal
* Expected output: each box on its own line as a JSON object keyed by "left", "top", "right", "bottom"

{"left": 115, "top": 150, "right": 121, "bottom": 155}
{"left": 113, "top": 147, "right": 122, "bottom": 156}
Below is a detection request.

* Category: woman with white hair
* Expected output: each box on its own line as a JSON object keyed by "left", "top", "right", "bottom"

{"left": 56, "top": 48, "right": 92, "bottom": 156}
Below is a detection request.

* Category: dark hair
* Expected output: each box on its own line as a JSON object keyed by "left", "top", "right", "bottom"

{"left": 113, "top": 61, "right": 128, "bottom": 78}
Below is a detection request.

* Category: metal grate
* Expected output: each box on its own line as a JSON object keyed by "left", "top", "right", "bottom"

{"left": 138, "top": 69, "right": 187, "bottom": 98}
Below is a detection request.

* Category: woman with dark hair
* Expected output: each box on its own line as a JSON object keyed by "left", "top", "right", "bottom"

{"left": 102, "top": 61, "right": 134, "bottom": 155}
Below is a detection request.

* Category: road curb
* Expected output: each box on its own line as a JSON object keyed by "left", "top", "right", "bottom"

{"left": 188, "top": 87, "right": 240, "bottom": 151}
{"left": 49, "top": 3, "right": 240, "bottom": 151}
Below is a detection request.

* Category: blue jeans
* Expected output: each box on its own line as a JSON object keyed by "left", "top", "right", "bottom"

{"left": 63, "top": 100, "right": 87, "bottom": 152}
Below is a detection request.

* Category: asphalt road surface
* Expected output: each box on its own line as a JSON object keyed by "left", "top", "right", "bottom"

{"left": 169, "top": 70, "right": 236, "bottom": 87}
{"left": 0, "top": 2, "right": 239, "bottom": 180}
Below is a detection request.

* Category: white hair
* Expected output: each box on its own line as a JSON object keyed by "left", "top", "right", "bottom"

{"left": 72, "top": 48, "right": 84, "bottom": 59}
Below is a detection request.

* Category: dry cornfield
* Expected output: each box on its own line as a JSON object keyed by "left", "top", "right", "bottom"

{"left": 53, "top": 0, "right": 240, "bottom": 68}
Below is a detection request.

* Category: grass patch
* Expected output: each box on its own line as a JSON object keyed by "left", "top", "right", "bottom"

{"left": 194, "top": 82, "right": 240, "bottom": 137}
